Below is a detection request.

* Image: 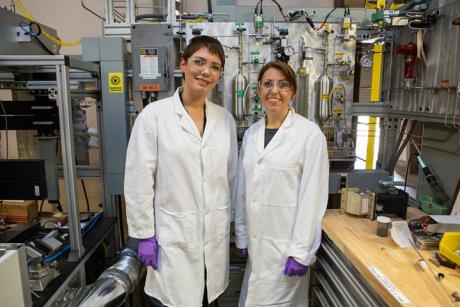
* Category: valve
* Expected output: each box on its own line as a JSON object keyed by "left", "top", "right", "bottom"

{"left": 396, "top": 42, "right": 417, "bottom": 88}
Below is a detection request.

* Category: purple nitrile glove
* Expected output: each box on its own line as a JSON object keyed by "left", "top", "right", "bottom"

{"left": 138, "top": 236, "right": 159, "bottom": 270}
{"left": 239, "top": 248, "right": 248, "bottom": 256}
{"left": 284, "top": 257, "right": 309, "bottom": 277}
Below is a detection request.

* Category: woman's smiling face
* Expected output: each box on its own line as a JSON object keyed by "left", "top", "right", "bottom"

{"left": 180, "top": 47, "right": 222, "bottom": 97}
{"left": 258, "top": 67, "right": 294, "bottom": 116}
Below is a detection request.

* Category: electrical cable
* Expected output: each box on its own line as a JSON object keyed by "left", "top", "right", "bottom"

{"left": 314, "top": 7, "right": 337, "bottom": 31}
{"left": 390, "top": 120, "right": 414, "bottom": 169}
{"left": 81, "top": 179, "right": 90, "bottom": 215}
{"left": 396, "top": 119, "right": 409, "bottom": 148}
{"left": 38, "top": 199, "right": 45, "bottom": 217}
{"left": 270, "top": 0, "right": 288, "bottom": 21}
{"left": 19, "top": 21, "right": 40, "bottom": 36}
{"left": 14, "top": 0, "right": 81, "bottom": 46}
{"left": 255, "top": 0, "right": 287, "bottom": 21}
{"left": 387, "top": 120, "right": 418, "bottom": 173}
{"left": 312, "top": 6, "right": 350, "bottom": 31}
{"left": 42, "top": 211, "right": 102, "bottom": 264}
{"left": 17, "top": 21, "right": 55, "bottom": 54}
{"left": 255, "top": 0, "right": 263, "bottom": 14}
{"left": 386, "top": 118, "right": 408, "bottom": 171}
{"left": 56, "top": 200, "right": 63, "bottom": 212}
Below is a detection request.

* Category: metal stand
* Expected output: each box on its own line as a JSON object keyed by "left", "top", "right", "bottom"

{"left": 0, "top": 55, "right": 100, "bottom": 262}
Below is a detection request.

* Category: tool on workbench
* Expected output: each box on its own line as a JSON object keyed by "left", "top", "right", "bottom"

{"left": 416, "top": 155, "right": 450, "bottom": 208}
{"left": 391, "top": 221, "right": 429, "bottom": 271}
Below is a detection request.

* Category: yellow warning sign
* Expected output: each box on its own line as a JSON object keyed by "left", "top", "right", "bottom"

{"left": 108, "top": 72, "right": 123, "bottom": 94}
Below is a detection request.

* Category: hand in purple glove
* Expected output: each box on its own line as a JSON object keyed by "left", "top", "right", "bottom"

{"left": 138, "top": 236, "right": 159, "bottom": 269}
{"left": 284, "top": 257, "right": 309, "bottom": 277}
{"left": 239, "top": 248, "right": 248, "bottom": 256}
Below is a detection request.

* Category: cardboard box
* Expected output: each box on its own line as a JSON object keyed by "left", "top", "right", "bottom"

{"left": 0, "top": 201, "right": 38, "bottom": 223}
{"left": 346, "top": 0, "right": 365, "bottom": 7}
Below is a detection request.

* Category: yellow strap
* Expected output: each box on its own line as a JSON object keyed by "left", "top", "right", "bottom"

{"left": 14, "top": 0, "right": 81, "bottom": 46}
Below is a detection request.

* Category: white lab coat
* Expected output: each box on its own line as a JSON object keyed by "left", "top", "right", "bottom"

{"left": 125, "top": 89, "right": 238, "bottom": 307}
{"left": 235, "top": 108, "right": 329, "bottom": 307}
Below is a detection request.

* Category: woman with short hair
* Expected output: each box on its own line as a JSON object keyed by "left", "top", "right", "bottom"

{"left": 125, "top": 35, "right": 237, "bottom": 307}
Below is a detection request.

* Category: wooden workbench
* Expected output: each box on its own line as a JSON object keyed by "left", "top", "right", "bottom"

{"left": 321, "top": 209, "right": 460, "bottom": 306}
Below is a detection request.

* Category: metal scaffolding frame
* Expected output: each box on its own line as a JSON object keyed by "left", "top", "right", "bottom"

{"left": 0, "top": 55, "right": 100, "bottom": 262}
{"left": 104, "top": 0, "right": 175, "bottom": 38}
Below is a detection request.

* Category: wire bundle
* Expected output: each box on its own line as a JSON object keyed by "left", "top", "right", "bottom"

{"left": 313, "top": 6, "right": 350, "bottom": 31}
{"left": 255, "top": 0, "right": 288, "bottom": 21}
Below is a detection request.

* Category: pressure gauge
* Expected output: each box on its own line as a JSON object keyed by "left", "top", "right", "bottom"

{"left": 359, "top": 54, "right": 373, "bottom": 68}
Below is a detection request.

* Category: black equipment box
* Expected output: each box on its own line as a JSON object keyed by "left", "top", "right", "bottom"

{"left": 0, "top": 159, "right": 47, "bottom": 200}
{"left": 376, "top": 188, "right": 409, "bottom": 220}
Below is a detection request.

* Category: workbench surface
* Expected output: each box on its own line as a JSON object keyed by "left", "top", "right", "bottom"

{"left": 322, "top": 209, "right": 460, "bottom": 306}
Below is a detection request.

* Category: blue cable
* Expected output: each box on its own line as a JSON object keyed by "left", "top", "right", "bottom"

{"left": 43, "top": 212, "right": 103, "bottom": 264}
{"left": 18, "top": 21, "right": 41, "bottom": 37}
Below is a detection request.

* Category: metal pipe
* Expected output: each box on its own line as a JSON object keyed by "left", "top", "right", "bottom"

{"left": 207, "top": 0, "right": 213, "bottom": 21}
{"left": 296, "top": 38, "right": 310, "bottom": 119}
{"left": 57, "top": 247, "right": 141, "bottom": 307}
{"left": 386, "top": 120, "right": 418, "bottom": 173}
{"left": 316, "top": 74, "right": 332, "bottom": 124}
{"left": 232, "top": 30, "right": 248, "bottom": 122}
{"left": 378, "top": 180, "right": 415, "bottom": 188}
{"left": 316, "top": 32, "right": 332, "bottom": 126}
{"left": 238, "top": 31, "right": 243, "bottom": 72}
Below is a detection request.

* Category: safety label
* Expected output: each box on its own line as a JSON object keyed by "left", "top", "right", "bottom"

{"left": 369, "top": 267, "right": 410, "bottom": 304}
{"left": 140, "top": 48, "right": 160, "bottom": 79}
{"left": 108, "top": 72, "right": 124, "bottom": 94}
{"left": 140, "top": 84, "right": 160, "bottom": 91}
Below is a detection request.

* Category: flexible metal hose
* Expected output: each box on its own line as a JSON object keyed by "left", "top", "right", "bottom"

{"left": 56, "top": 243, "right": 141, "bottom": 307}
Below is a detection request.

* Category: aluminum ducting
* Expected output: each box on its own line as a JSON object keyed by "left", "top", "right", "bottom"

{"left": 56, "top": 247, "right": 141, "bottom": 307}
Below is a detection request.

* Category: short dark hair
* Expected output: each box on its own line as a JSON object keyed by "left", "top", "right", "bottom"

{"left": 257, "top": 61, "right": 297, "bottom": 96}
{"left": 182, "top": 35, "right": 225, "bottom": 68}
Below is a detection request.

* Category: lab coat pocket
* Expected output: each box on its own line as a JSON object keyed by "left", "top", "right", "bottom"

{"left": 157, "top": 207, "right": 199, "bottom": 247}
{"left": 259, "top": 237, "right": 289, "bottom": 282}
{"left": 254, "top": 278, "right": 304, "bottom": 306}
{"left": 262, "top": 166, "right": 298, "bottom": 205}
{"left": 255, "top": 237, "right": 298, "bottom": 305}
{"left": 255, "top": 294, "right": 293, "bottom": 307}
